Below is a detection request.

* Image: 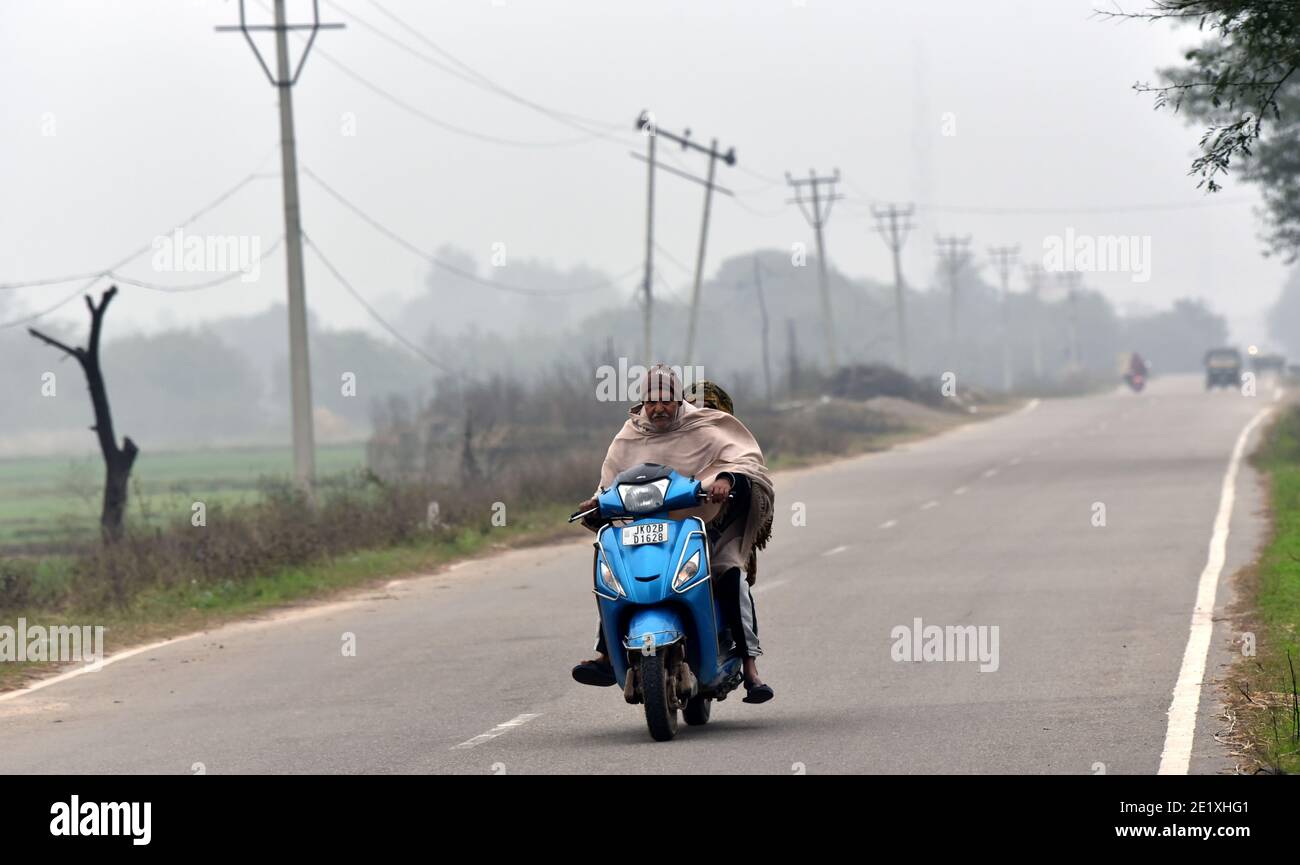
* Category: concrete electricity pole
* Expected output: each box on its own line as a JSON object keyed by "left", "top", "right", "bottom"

{"left": 635, "top": 112, "right": 657, "bottom": 365}
{"left": 1023, "top": 262, "right": 1046, "bottom": 380}
{"left": 988, "top": 244, "right": 1020, "bottom": 392}
{"left": 218, "top": 0, "right": 342, "bottom": 493}
{"left": 786, "top": 169, "right": 843, "bottom": 372}
{"left": 872, "top": 203, "right": 915, "bottom": 373}
{"left": 935, "top": 234, "right": 973, "bottom": 367}
{"left": 751, "top": 255, "right": 773, "bottom": 405}
{"left": 1060, "top": 271, "right": 1083, "bottom": 370}
{"left": 633, "top": 112, "right": 735, "bottom": 365}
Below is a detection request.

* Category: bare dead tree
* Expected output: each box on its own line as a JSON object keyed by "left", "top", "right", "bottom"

{"left": 29, "top": 286, "right": 138, "bottom": 544}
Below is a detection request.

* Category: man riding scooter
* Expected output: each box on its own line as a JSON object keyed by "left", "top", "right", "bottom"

{"left": 571, "top": 364, "right": 776, "bottom": 704}
{"left": 1125, "top": 351, "right": 1149, "bottom": 392}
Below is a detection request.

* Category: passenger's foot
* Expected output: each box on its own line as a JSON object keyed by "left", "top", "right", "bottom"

{"left": 742, "top": 657, "right": 773, "bottom": 703}
{"left": 572, "top": 655, "right": 616, "bottom": 687}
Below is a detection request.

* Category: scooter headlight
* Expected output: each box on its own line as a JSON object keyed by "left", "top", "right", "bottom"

{"left": 673, "top": 551, "right": 702, "bottom": 591}
{"left": 598, "top": 554, "right": 625, "bottom": 597}
{"left": 618, "top": 479, "right": 669, "bottom": 514}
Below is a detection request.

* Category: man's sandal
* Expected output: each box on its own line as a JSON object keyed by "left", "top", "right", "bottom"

{"left": 572, "top": 658, "right": 617, "bottom": 687}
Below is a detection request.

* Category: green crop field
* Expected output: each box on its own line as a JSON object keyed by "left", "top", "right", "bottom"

{"left": 0, "top": 443, "right": 368, "bottom": 551}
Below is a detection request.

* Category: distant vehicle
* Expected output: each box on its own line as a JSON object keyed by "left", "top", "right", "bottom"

{"left": 1204, "top": 348, "right": 1242, "bottom": 390}
{"left": 1124, "top": 351, "right": 1148, "bottom": 393}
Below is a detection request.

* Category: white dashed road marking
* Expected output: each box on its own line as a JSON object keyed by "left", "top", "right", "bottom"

{"left": 452, "top": 713, "right": 541, "bottom": 751}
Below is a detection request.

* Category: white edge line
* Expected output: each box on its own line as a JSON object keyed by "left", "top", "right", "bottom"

{"left": 0, "top": 635, "right": 196, "bottom": 703}
{"left": 1157, "top": 405, "right": 1273, "bottom": 775}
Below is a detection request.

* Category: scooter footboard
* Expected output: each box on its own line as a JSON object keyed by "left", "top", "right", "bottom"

{"left": 622, "top": 607, "right": 685, "bottom": 655}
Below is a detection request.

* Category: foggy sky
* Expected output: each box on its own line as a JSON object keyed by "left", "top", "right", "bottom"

{"left": 0, "top": 0, "right": 1287, "bottom": 348}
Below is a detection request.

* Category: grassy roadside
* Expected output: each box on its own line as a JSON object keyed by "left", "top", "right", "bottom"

{"left": 1227, "top": 405, "right": 1300, "bottom": 774}
{"left": 0, "top": 398, "right": 1017, "bottom": 692}
{"left": 0, "top": 502, "right": 578, "bottom": 691}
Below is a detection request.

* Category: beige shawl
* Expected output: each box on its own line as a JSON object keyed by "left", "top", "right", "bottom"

{"left": 596, "top": 401, "right": 775, "bottom": 580}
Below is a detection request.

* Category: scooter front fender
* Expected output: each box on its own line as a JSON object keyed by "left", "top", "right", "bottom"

{"left": 622, "top": 607, "right": 685, "bottom": 654}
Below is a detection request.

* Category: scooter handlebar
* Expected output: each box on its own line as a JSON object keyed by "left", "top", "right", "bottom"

{"left": 569, "top": 485, "right": 733, "bottom": 523}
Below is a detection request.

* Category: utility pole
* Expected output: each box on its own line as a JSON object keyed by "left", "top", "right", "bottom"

{"left": 635, "top": 112, "right": 657, "bottom": 365}
{"left": 1060, "top": 271, "right": 1083, "bottom": 370}
{"left": 1023, "top": 263, "right": 1046, "bottom": 381}
{"left": 751, "top": 255, "right": 773, "bottom": 405}
{"left": 934, "top": 234, "right": 973, "bottom": 369}
{"left": 633, "top": 112, "right": 734, "bottom": 365}
{"left": 988, "top": 244, "right": 1020, "bottom": 392}
{"left": 218, "top": 0, "right": 342, "bottom": 494}
{"left": 786, "top": 169, "right": 843, "bottom": 372}
{"left": 871, "top": 203, "right": 915, "bottom": 373}
{"left": 786, "top": 318, "right": 800, "bottom": 398}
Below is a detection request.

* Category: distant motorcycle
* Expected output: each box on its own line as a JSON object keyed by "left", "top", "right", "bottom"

{"left": 569, "top": 463, "right": 744, "bottom": 742}
{"left": 1124, "top": 371, "right": 1145, "bottom": 392}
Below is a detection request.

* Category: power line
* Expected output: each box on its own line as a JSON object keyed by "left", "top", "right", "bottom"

{"left": 336, "top": 0, "right": 630, "bottom": 142}
{"left": 0, "top": 270, "right": 105, "bottom": 291}
{"left": 301, "top": 166, "right": 642, "bottom": 296}
{"left": 725, "top": 195, "right": 788, "bottom": 219}
{"left": 840, "top": 196, "right": 1255, "bottom": 216}
{"left": 653, "top": 241, "right": 694, "bottom": 276}
{"left": 302, "top": 232, "right": 457, "bottom": 374}
{"left": 0, "top": 167, "right": 277, "bottom": 328}
{"left": 0, "top": 171, "right": 276, "bottom": 292}
{"left": 309, "top": 42, "right": 606, "bottom": 149}
{"left": 320, "top": 1, "right": 814, "bottom": 197}
{"left": 108, "top": 236, "right": 286, "bottom": 293}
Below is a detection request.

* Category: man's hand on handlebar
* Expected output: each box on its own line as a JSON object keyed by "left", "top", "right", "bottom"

{"left": 706, "top": 476, "right": 732, "bottom": 504}
{"left": 575, "top": 496, "right": 601, "bottom": 531}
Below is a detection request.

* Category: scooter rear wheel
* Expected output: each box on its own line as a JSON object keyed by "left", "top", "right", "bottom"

{"left": 640, "top": 654, "right": 679, "bottom": 741}
{"left": 683, "top": 694, "right": 711, "bottom": 726}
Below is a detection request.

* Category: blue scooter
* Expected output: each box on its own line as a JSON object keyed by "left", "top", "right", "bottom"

{"left": 569, "top": 463, "right": 744, "bottom": 741}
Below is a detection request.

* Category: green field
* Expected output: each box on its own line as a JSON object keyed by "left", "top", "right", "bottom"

{"left": 0, "top": 443, "right": 367, "bottom": 551}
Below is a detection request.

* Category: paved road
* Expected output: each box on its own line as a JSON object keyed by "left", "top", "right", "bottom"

{"left": 0, "top": 374, "right": 1278, "bottom": 774}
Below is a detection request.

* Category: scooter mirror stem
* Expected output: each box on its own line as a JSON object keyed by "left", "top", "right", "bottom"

{"left": 569, "top": 507, "right": 599, "bottom": 523}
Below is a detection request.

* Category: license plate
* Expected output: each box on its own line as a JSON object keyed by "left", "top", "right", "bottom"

{"left": 622, "top": 522, "right": 669, "bottom": 546}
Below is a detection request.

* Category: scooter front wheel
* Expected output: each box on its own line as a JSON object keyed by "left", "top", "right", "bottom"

{"left": 640, "top": 654, "right": 679, "bottom": 741}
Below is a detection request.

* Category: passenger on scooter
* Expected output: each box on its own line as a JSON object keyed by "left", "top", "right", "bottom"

{"left": 571, "top": 364, "right": 776, "bottom": 704}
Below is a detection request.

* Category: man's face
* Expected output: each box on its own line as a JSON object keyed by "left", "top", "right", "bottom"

{"left": 644, "top": 399, "right": 679, "bottom": 431}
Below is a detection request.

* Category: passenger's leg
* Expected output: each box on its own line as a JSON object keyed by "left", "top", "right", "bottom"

{"left": 572, "top": 603, "right": 615, "bottom": 687}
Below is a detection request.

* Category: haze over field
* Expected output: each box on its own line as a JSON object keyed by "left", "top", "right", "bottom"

{"left": 1, "top": 0, "right": 1296, "bottom": 454}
